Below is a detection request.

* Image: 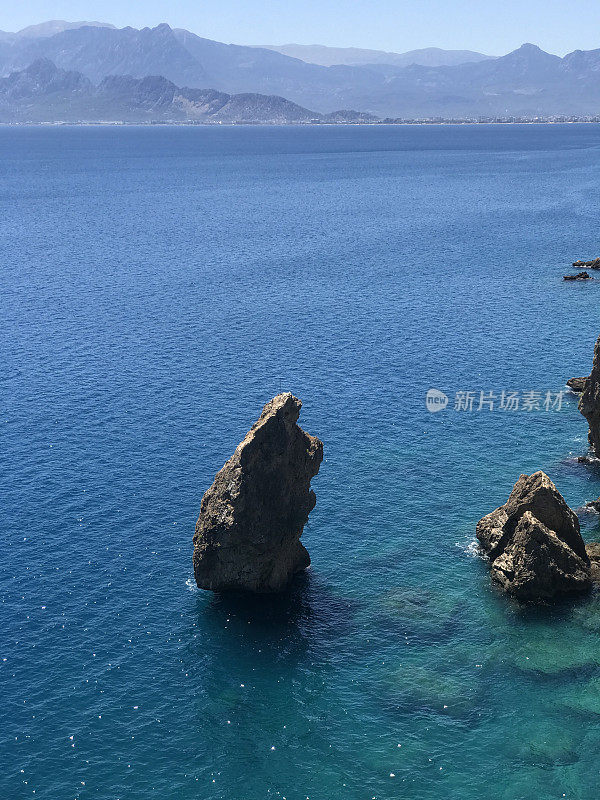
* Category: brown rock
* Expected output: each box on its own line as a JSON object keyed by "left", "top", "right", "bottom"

{"left": 193, "top": 393, "right": 323, "bottom": 593}
{"left": 476, "top": 471, "right": 591, "bottom": 600}
{"left": 567, "top": 376, "right": 588, "bottom": 393}
{"left": 564, "top": 272, "right": 592, "bottom": 281}
{"left": 477, "top": 472, "right": 586, "bottom": 559}
{"left": 578, "top": 455, "right": 600, "bottom": 464}
{"left": 579, "top": 336, "right": 600, "bottom": 457}
{"left": 586, "top": 543, "right": 600, "bottom": 583}
{"left": 490, "top": 512, "right": 591, "bottom": 600}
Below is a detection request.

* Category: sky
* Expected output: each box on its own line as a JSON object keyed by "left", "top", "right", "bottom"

{"left": 2, "top": 0, "right": 600, "bottom": 56}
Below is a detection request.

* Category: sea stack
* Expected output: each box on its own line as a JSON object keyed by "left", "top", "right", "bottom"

{"left": 476, "top": 472, "right": 591, "bottom": 601}
{"left": 579, "top": 335, "right": 600, "bottom": 456}
{"left": 193, "top": 393, "right": 323, "bottom": 593}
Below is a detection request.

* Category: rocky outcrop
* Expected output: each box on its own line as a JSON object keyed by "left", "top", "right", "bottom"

{"left": 564, "top": 272, "right": 592, "bottom": 281}
{"left": 567, "top": 376, "right": 588, "bottom": 392}
{"left": 586, "top": 543, "right": 600, "bottom": 582}
{"left": 193, "top": 393, "right": 323, "bottom": 593}
{"left": 579, "top": 335, "right": 600, "bottom": 456}
{"left": 573, "top": 259, "right": 600, "bottom": 268}
{"left": 476, "top": 472, "right": 591, "bottom": 600}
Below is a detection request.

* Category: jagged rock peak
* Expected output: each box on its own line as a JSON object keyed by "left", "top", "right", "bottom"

{"left": 476, "top": 471, "right": 591, "bottom": 601}
{"left": 193, "top": 393, "right": 323, "bottom": 593}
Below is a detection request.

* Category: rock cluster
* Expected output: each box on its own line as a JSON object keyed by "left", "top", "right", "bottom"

{"left": 579, "top": 335, "right": 600, "bottom": 456}
{"left": 476, "top": 472, "right": 592, "bottom": 600}
{"left": 573, "top": 258, "right": 600, "bottom": 268}
{"left": 193, "top": 393, "right": 323, "bottom": 593}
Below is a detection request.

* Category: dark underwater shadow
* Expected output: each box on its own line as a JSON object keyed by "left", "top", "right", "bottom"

{"left": 203, "top": 570, "right": 317, "bottom": 625}
{"left": 189, "top": 568, "right": 360, "bottom": 665}
{"left": 489, "top": 580, "right": 600, "bottom": 624}
{"left": 560, "top": 450, "right": 600, "bottom": 479}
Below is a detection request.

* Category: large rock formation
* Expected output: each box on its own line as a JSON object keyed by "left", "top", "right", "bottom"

{"left": 476, "top": 472, "right": 591, "bottom": 600}
{"left": 193, "top": 393, "right": 323, "bottom": 593}
{"left": 579, "top": 335, "right": 600, "bottom": 456}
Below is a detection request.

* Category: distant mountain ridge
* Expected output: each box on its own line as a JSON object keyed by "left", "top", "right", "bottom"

{"left": 3, "top": 23, "right": 600, "bottom": 117}
{"left": 0, "top": 59, "right": 375, "bottom": 123}
{"left": 0, "top": 20, "right": 115, "bottom": 40}
{"left": 255, "top": 44, "right": 493, "bottom": 68}
{"left": 17, "top": 21, "right": 116, "bottom": 38}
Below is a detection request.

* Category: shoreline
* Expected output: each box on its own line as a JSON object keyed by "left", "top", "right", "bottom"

{"left": 2, "top": 119, "right": 600, "bottom": 128}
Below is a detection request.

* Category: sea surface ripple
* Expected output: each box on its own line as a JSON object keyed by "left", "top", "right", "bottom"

{"left": 3, "top": 124, "right": 600, "bottom": 799}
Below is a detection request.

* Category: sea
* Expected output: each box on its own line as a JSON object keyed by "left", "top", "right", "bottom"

{"left": 3, "top": 123, "right": 600, "bottom": 799}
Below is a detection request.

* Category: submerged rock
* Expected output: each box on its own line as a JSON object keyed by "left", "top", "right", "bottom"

{"left": 576, "top": 454, "right": 600, "bottom": 464}
{"left": 389, "top": 663, "right": 480, "bottom": 718}
{"left": 560, "top": 677, "right": 600, "bottom": 716}
{"left": 504, "top": 714, "right": 581, "bottom": 767}
{"left": 514, "top": 634, "right": 599, "bottom": 675}
{"left": 476, "top": 471, "right": 591, "bottom": 600}
{"left": 567, "top": 376, "right": 588, "bottom": 393}
{"left": 193, "top": 393, "right": 323, "bottom": 593}
{"left": 579, "top": 335, "right": 600, "bottom": 456}
{"left": 377, "top": 585, "right": 465, "bottom": 641}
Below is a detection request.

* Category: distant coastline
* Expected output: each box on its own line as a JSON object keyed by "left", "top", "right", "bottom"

{"left": 3, "top": 118, "right": 600, "bottom": 127}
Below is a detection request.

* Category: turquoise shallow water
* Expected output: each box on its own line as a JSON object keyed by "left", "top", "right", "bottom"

{"left": 3, "top": 124, "right": 600, "bottom": 799}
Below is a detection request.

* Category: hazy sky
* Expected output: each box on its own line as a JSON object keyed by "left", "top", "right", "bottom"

{"left": 2, "top": 0, "right": 600, "bottom": 56}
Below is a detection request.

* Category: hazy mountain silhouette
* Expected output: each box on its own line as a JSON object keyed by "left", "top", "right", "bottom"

{"left": 2, "top": 24, "right": 600, "bottom": 116}
{"left": 16, "top": 20, "right": 116, "bottom": 38}
{"left": 0, "top": 59, "right": 375, "bottom": 123}
{"left": 256, "top": 44, "right": 492, "bottom": 68}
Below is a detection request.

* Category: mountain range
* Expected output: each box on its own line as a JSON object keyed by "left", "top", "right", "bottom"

{"left": 0, "top": 59, "right": 374, "bottom": 123}
{"left": 256, "top": 44, "right": 492, "bottom": 68}
{"left": 2, "top": 21, "right": 600, "bottom": 118}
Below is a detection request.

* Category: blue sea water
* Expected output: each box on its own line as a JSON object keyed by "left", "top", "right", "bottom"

{"left": 3, "top": 123, "right": 600, "bottom": 799}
